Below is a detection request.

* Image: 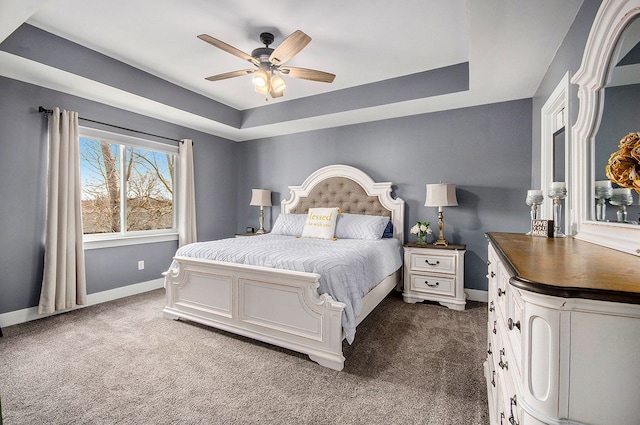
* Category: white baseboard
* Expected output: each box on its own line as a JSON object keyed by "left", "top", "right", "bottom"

{"left": 465, "top": 288, "right": 488, "bottom": 303}
{"left": 0, "top": 278, "right": 164, "bottom": 329}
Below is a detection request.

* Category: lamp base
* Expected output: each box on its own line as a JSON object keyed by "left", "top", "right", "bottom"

{"left": 256, "top": 228, "right": 266, "bottom": 234}
{"left": 433, "top": 210, "right": 449, "bottom": 246}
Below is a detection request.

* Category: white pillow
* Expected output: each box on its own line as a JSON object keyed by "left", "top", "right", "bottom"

{"left": 270, "top": 214, "right": 307, "bottom": 236}
{"left": 335, "top": 213, "right": 390, "bottom": 240}
{"left": 301, "top": 207, "right": 340, "bottom": 240}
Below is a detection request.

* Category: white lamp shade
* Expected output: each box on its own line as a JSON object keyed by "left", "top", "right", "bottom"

{"left": 425, "top": 183, "right": 458, "bottom": 207}
{"left": 252, "top": 69, "right": 269, "bottom": 88}
{"left": 271, "top": 74, "right": 286, "bottom": 93}
{"left": 250, "top": 189, "right": 272, "bottom": 207}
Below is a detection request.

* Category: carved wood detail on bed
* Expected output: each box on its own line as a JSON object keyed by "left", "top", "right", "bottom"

{"left": 164, "top": 164, "right": 405, "bottom": 371}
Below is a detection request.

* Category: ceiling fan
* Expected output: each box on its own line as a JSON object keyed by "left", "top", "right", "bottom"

{"left": 198, "top": 30, "right": 335, "bottom": 99}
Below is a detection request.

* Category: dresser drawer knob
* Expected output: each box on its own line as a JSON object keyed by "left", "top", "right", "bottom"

{"left": 490, "top": 271, "right": 496, "bottom": 278}
{"left": 489, "top": 301, "right": 495, "bottom": 312}
{"left": 425, "top": 259, "right": 440, "bottom": 266}
{"left": 508, "top": 318, "right": 521, "bottom": 331}
{"left": 487, "top": 342, "right": 492, "bottom": 355}
{"left": 492, "top": 320, "right": 497, "bottom": 334}
{"left": 497, "top": 288, "right": 505, "bottom": 297}
{"left": 425, "top": 281, "right": 439, "bottom": 287}
{"left": 499, "top": 348, "right": 508, "bottom": 370}
{"left": 491, "top": 370, "right": 496, "bottom": 387}
{"left": 487, "top": 260, "right": 492, "bottom": 266}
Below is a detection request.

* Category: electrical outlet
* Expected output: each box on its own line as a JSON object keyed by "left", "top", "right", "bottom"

{"left": 138, "top": 260, "right": 144, "bottom": 270}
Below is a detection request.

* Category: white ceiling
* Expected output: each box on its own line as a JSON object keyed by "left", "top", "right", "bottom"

{"left": 1, "top": 0, "right": 585, "bottom": 140}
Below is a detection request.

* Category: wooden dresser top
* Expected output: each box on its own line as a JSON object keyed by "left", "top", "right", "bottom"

{"left": 487, "top": 232, "right": 640, "bottom": 304}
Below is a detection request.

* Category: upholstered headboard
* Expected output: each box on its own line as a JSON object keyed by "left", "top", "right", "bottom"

{"left": 282, "top": 165, "right": 405, "bottom": 242}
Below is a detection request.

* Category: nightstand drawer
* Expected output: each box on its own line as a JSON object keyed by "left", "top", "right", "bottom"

{"left": 409, "top": 274, "right": 455, "bottom": 296}
{"left": 410, "top": 253, "right": 456, "bottom": 274}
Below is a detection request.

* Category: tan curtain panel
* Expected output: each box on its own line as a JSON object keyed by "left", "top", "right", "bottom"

{"left": 38, "top": 107, "right": 87, "bottom": 314}
{"left": 178, "top": 139, "right": 197, "bottom": 247}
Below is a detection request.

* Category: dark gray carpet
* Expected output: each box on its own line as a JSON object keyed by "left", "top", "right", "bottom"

{"left": 0, "top": 289, "right": 488, "bottom": 424}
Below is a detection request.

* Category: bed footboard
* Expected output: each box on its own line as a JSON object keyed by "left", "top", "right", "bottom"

{"left": 163, "top": 256, "right": 347, "bottom": 370}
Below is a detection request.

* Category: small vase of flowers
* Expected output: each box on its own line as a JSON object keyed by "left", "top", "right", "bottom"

{"left": 410, "top": 220, "right": 432, "bottom": 245}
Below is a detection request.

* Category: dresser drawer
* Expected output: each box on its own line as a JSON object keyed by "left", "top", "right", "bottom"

{"left": 409, "top": 273, "right": 455, "bottom": 296}
{"left": 410, "top": 253, "right": 456, "bottom": 274}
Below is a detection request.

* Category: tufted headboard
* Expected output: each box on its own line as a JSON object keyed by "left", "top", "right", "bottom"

{"left": 281, "top": 165, "right": 405, "bottom": 242}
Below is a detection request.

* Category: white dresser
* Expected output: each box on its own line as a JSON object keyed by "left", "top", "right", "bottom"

{"left": 402, "top": 243, "right": 466, "bottom": 310}
{"left": 485, "top": 233, "right": 640, "bottom": 425}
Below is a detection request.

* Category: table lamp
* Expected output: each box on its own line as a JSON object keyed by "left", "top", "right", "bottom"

{"left": 250, "top": 189, "right": 272, "bottom": 234}
{"left": 425, "top": 183, "right": 458, "bottom": 246}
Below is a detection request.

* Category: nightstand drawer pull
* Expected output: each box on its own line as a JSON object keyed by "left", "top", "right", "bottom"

{"left": 487, "top": 342, "right": 492, "bottom": 355}
{"left": 498, "top": 288, "right": 505, "bottom": 297}
{"left": 489, "top": 301, "right": 495, "bottom": 312}
{"left": 425, "top": 259, "right": 440, "bottom": 266}
{"left": 491, "top": 370, "right": 496, "bottom": 387}
{"left": 492, "top": 320, "right": 497, "bottom": 334}
{"left": 490, "top": 271, "right": 496, "bottom": 278}
{"left": 424, "top": 280, "right": 439, "bottom": 287}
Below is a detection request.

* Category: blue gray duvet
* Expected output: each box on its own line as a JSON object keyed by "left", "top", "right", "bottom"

{"left": 172, "top": 234, "right": 402, "bottom": 343}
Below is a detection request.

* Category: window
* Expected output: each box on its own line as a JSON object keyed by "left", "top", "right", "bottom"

{"left": 79, "top": 127, "right": 178, "bottom": 247}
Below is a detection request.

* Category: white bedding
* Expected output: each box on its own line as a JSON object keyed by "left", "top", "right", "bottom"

{"left": 172, "top": 234, "right": 402, "bottom": 343}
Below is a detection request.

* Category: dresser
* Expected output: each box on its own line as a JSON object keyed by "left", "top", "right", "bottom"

{"left": 402, "top": 243, "right": 466, "bottom": 310}
{"left": 485, "top": 232, "right": 640, "bottom": 425}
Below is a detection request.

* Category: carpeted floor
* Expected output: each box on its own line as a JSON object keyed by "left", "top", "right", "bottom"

{"left": 0, "top": 289, "right": 488, "bottom": 424}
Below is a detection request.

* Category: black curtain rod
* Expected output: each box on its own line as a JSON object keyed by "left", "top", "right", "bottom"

{"left": 38, "top": 106, "right": 187, "bottom": 144}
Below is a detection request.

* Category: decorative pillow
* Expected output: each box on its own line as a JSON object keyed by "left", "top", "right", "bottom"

{"left": 382, "top": 220, "right": 394, "bottom": 238}
{"left": 270, "top": 213, "right": 307, "bottom": 236}
{"left": 301, "top": 207, "right": 340, "bottom": 240}
{"left": 335, "top": 213, "right": 390, "bottom": 240}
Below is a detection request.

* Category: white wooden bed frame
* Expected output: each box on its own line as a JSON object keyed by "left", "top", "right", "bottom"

{"left": 163, "top": 164, "right": 405, "bottom": 370}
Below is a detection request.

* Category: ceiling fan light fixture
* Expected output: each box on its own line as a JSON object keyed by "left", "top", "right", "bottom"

{"left": 270, "top": 74, "right": 286, "bottom": 93}
{"left": 255, "top": 80, "right": 270, "bottom": 95}
{"left": 252, "top": 69, "right": 269, "bottom": 88}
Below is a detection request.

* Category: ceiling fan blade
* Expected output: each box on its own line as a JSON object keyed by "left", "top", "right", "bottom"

{"left": 280, "top": 67, "right": 335, "bottom": 83}
{"left": 205, "top": 69, "right": 255, "bottom": 82}
{"left": 269, "top": 30, "right": 312, "bottom": 66}
{"left": 198, "top": 34, "right": 260, "bottom": 66}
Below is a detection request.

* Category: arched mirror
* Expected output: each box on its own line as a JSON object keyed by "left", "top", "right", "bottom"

{"left": 572, "top": 0, "right": 640, "bottom": 256}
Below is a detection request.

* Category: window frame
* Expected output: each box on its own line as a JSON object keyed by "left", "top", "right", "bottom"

{"left": 79, "top": 127, "right": 179, "bottom": 250}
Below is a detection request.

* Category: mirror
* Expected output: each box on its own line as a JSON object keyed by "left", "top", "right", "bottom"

{"left": 593, "top": 15, "right": 640, "bottom": 224}
{"left": 540, "top": 73, "right": 569, "bottom": 230}
{"left": 572, "top": 0, "right": 640, "bottom": 255}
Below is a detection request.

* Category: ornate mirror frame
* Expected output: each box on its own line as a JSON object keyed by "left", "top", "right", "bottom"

{"left": 571, "top": 0, "right": 640, "bottom": 256}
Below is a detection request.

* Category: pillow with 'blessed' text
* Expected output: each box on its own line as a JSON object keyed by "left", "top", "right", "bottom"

{"left": 301, "top": 207, "right": 340, "bottom": 240}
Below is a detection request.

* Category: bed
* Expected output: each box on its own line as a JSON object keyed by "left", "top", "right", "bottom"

{"left": 162, "top": 164, "right": 405, "bottom": 370}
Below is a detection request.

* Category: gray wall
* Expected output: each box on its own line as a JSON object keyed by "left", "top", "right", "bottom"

{"left": 0, "top": 76, "right": 239, "bottom": 314}
{"left": 238, "top": 99, "right": 533, "bottom": 291}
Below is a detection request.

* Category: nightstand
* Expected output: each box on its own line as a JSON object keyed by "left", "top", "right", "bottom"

{"left": 402, "top": 242, "right": 466, "bottom": 310}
